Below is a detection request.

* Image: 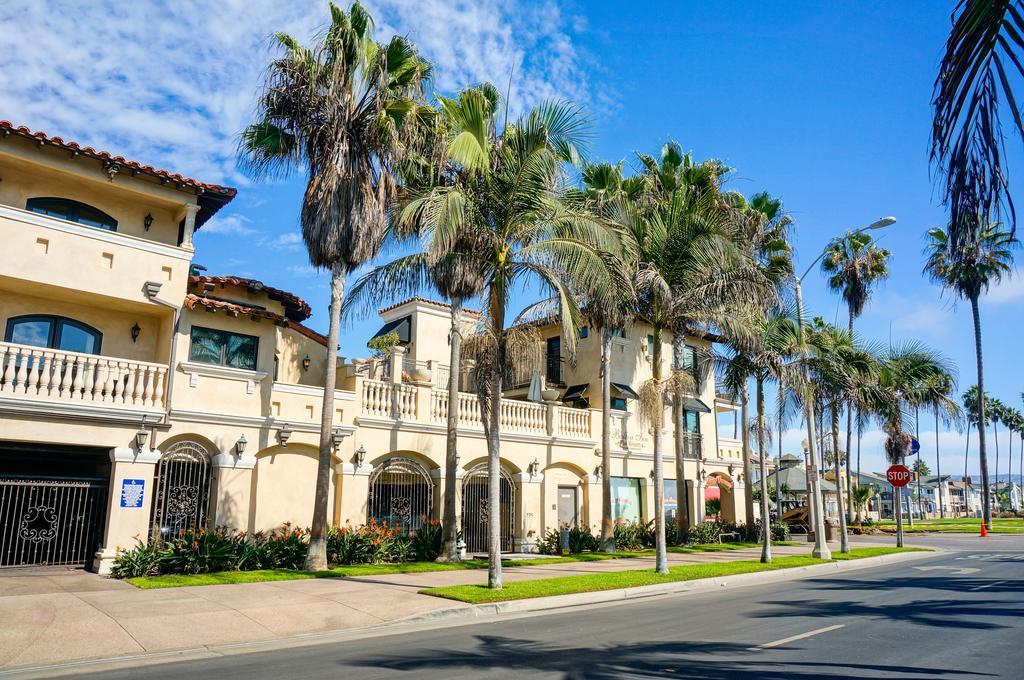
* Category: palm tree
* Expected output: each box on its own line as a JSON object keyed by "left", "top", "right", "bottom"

{"left": 850, "top": 483, "right": 878, "bottom": 528}
{"left": 990, "top": 398, "right": 1006, "bottom": 492}
{"left": 917, "top": 371, "right": 961, "bottom": 518}
{"left": 627, "top": 146, "right": 773, "bottom": 573}
{"left": 239, "top": 2, "right": 432, "bottom": 570}
{"left": 924, "top": 223, "right": 1017, "bottom": 529}
{"left": 822, "top": 231, "right": 890, "bottom": 521}
{"left": 931, "top": 0, "right": 1024, "bottom": 249}
{"left": 399, "top": 84, "right": 612, "bottom": 588}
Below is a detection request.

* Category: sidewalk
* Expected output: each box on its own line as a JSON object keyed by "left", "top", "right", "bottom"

{"left": 0, "top": 542, "right": 831, "bottom": 670}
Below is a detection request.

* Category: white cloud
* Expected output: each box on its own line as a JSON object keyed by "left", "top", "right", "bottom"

{"left": 268, "top": 231, "right": 303, "bottom": 251}
{"left": 286, "top": 264, "right": 321, "bottom": 278}
{"left": 200, "top": 214, "right": 258, "bottom": 236}
{"left": 0, "top": 1, "right": 592, "bottom": 187}
{"left": 985, "top": 269, "right": 1024, "bottom": 305}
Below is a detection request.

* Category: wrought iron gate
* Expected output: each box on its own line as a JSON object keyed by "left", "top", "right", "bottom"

{"left": 367, "top": 457, "right": 433, "bottom": 535}
{"left": 461, "top": 463, "right": 515, "bottom": 553}
{"left": 0, "top": 476, "right": 108, "bottom": 568}
{"left": 150, "top": 441, "right": 212, "bottom": 541}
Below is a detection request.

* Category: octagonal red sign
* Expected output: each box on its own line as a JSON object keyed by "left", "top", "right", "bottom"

{"left": 886, "top": 464, "right": 912, "bottom": 488}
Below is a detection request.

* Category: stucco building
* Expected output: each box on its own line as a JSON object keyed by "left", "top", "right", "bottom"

{"left": 0, "top": 121, "right": 749, "bottom": 573}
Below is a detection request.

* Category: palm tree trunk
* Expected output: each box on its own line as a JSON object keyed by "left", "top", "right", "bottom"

{"left": 971, "top": 293, "right": 992, "bottom": 530}
{"left": 600, "top": 328, "right": 615, "bottom": 551}
{"left": 935, "top": 405, "right": 944, "bottom": 519}
{"left": 304, "top": 264, "right": 344, "bottom": 571}
{"left": 994, "top": 418, "right": 1000, "bottom": 509}
{"left": 438, "top": 298, "right": 463, "bottom": 562}
{"left": 756, "top": 376, "right": 771, "bottom": 563}
{"left": 776, "top": 383, "right": 784, "bottom": 518}
{"left": 741, "top": 385, "right": 755, "bottom": 528}
{"left": 964, "top": 420, "right": 972, "bottom": 517}
{"left": 486, "top": 355, "right": 502, "bottom": 588}
{"left": 652, "top": 326, "right": 668, "bottom": 574}
{"left": 845, "top": 307, "right": 854, "bottom": 523}
{"left": 672, "top": 333, "right": 688, "bottom": 544}
{"left": 830, "top": 406, "right": 850, "bottom": 553}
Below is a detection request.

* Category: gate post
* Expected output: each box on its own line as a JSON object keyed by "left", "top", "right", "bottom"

{"left": 211, "top": 449, "right": 256, "bottom": 532}
{"left": 94, "top": 447, "right": 161, "bottom": 575}
{"left": 516, "top": 471, "right": 543, "bottom": 553}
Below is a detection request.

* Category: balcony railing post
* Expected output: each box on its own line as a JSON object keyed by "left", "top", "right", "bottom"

{"left": 545, "top": 402, "right": 556, "bottom": 436}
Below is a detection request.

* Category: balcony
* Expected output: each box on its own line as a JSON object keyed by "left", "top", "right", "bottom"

{"left": 0, "top": 204, "right": 191, "bottom": 308}
{"left": 0, "top": 340, "right": 168, "bottom": 420}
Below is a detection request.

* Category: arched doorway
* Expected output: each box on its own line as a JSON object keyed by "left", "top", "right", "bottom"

{"left": 705, "top": 473, "right": 735, "bottom": 523}
{"left": 367, "top": 457, "right": 433, "bottom": 535}
{"left": 461, "top": 462, "right": 515, "bottom": 553}
{"left": 150, "top": 441, "right": 213, "bottom": 541}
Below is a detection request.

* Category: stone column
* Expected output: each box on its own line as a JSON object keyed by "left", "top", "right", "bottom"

{"left": 337, "top": 461, "right": 372, "bottom": 526}
{"left": 210, "top": 450, "right": 256, "bottom": 532}
{"left": 431, "top": 465, "right": 465, "bottom": 529}
{"left": 94, "top": 446, "right": 161, "bottom": 575}
{"left": 516, "top": 471, "right": 544, "bottom": 553}
{"left": 585, "top": 473, "right": 601, "bottom": 530}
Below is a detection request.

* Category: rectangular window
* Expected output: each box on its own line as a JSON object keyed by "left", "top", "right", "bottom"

{"left": 610, "top": 397, "right": 627, "bottom": 411}
{"left": 664, "top": 479, "right": 678, "bottom": 523}
{"left": 189, "top": 326, "right": 258, "bottom": 370}
{"left": 610, "top": 477, "right": 643, "bottom": 524}
{"left": 546, "top": 336, "right": 562, "bottom": 384}
{"left": 682, "top": 345, "right": 696, "bottom": 377}
{"left": 578, "top": 326, "right": 589, "bottom": 339}
{"left": 684, "top": 409, "right": 700, "bottom": 433}
{"left": 647, "top": 334, "right": 655, "bottom": 356}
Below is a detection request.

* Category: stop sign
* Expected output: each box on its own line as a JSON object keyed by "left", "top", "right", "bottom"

{"left": 886, "top": 464, "right": 912, "bottom": 487}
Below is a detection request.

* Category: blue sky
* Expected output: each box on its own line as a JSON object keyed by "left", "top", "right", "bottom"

{"left": 2, "top": 1, "right": 1022, "bottom": 477}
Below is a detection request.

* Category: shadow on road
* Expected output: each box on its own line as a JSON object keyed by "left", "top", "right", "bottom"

{"left": 751, "top": 596, "right": 1015, "bottom": 630}
{"left": 805, "top": 575, "right": 1024, "bottom": 595}
{"left": 344, "top": 634, "right": 993, "bottom": 679}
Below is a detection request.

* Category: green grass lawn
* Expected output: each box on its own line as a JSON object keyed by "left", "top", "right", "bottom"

{"left": 124, "top": 543, "right": 788, "bottom": 590}
{"left": 420, "top": 547, "right": 928, "bottom": 604}
{"left": 875, "top": 517, "right": 1024, "bottom": 534}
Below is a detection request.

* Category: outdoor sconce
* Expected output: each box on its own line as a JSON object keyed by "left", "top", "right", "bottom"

{"left": 277, "top": 423, "right": 292, "bottom": 447}
{"left": 131, "top": 323, "right": 141, "bottom": 343}
{"left": 355, "top": 444, "right": 367, "bottom": 468}
{"left": 302, "top": 355, "right": 311, "bottom": 372}
{"left": 143, "top": 213, "right": 154, "bottom": 231}
{"left": 135, "top": 427, "right": 149, "bottom": 450}
{"left": 529, "top": 457, "right": 540, "bottom": 476}
{"left": 236, "top": 434, "right": 248, "bottom": 455}
{"left": 594, "top": 464, "right": 603, "bottom": 481}
{"left": 331, "top": 428, "right": 345, "bottom": 452}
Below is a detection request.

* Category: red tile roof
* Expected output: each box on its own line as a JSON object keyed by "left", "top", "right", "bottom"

{"left": 189, "top": 275, "right": 311, "bottom": 321}
{"left": 184, "top": 294, "right": 328, "bottom": 347}
{"left": 1, "top": 120, "right": 236, "bottom": 227}
{"left": 377, "top": 296, "right": 481, "bottom": 317}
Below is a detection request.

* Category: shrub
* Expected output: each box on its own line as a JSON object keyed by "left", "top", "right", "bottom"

{"left": 411, "top": 518, "right": 443, "bottom": 561}
{"left": 160, "top": 528, "right": 239, "bottom": 575}
{"left": 537, "top": 528, "right": 561, "bottom": 555}
{"left": 568, "top": 525, "right": 599, "bottom": 553}
{"left": 687, "top": 520, "right": 722, "bottom": 545}
{"left": 110, "top": 540, "right": 163, "bottom": 578}
{"left": 770, "top": 522, "right": 791, "bottom": 542}
{"left": 861, "top": 517, "right": 875, "bottom": 527}
{"left": 255, "top": 524, "right": 308, "bottom": 569}
{"left": 613, "top": 520, "right": 655, "bottom": 551}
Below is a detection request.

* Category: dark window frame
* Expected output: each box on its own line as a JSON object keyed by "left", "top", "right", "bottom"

{"left": 4, "top": 314, "right": 103, "bottom": 354}
{"left": 26, "top": 197, "right": 118, "bottom": 231}
{"left": 610, "top": 396, "right": 628, "bottom": 411}
{"left": 188, "top": 325, "right": 259, "bottom": 371}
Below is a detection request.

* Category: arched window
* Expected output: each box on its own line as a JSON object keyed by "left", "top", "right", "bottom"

{"left": 150, "top": 441, "right": 213, "bottom": 541}
{"left": 4, "top": 315, "right": 102, "bottom": 354}
{"left": 26, "top": 197, "right": 118, "bottom": 231}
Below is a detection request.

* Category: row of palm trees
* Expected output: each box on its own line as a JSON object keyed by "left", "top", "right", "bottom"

{"left": 963, "top": 387, "right": 1024, "bottom": 512}
{"left": 236, "top": 2, "right": 1017, "bottom": 583}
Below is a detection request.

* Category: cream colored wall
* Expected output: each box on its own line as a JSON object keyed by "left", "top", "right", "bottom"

{"left": 0, "top": 286, "right": 168, "bottom": 363}
{"left": 0, "top": 141, "right": 191, "bottom": 247}
{"left": 274, "top": 327, "right": 328, "bottom": 387}
{"left": 251, "top": 444, "right": 338, "bottom": 531}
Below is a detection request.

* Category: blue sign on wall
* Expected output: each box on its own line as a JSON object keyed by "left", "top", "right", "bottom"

{"left": 120, "top": 479, "right": 145, "bottom": 508}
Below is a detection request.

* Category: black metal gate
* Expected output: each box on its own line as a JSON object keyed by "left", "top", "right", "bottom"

{"left": 461, "top": 463, "right": 515, "bottom": 553}
{"left": 150, "top": 441, "right": 212, "bottom": 541}
{"left": 367, "top": 457, "right": 433, "bottom": 535}
{"left": 0, "top": 476, "right": 108, "bottom": 568}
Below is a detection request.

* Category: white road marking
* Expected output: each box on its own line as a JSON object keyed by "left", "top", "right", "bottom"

{"left": 752, "top": 624, "right": 846, "bottom": 650}
{"left": 969, "top": 580, "right": 1006, "bottom": 591}
{"left": 913, "top": 566, "right": 980, "bottom": 575}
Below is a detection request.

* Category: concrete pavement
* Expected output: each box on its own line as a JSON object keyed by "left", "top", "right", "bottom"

{"left": 44, "top": 533, "right": 1024, "bottom": 679}
{"left": 0, "top": 543, "right": 818, "bottom": 670}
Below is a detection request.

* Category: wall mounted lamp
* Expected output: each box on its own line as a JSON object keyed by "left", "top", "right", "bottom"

{"left": 236, "top": 434, "right": 248, "bottom": 455}
{"left": 277, "top": 423, "right": 292, "bottom": 447}
{"left": 131, "top": 323, "right": 141, "bottom": 343}
{"left": 355, "top": 444, "right": 367, "bottom": 468}
{"left": 144, "top": 213, "right": 154, "bottom": 231}
{"left": 135, "top": 427, "right": 149, "bottom": 450}
{"left": 302, "top": 355, "right": 311, "bottom": 372}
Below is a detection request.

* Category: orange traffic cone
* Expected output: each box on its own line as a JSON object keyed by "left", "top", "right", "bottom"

{"left": 980, "top": 522, "right": 988, "bottom": 537}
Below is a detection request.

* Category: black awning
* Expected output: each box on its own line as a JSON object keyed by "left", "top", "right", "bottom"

{"left": 563, "top": 383, "right": 589, "bottom": 401}
{"left": 610, "top": 382, "right": 639, "bottom": 399}
{"left": 684, "top": 397, "right": 712, "bottom": 413}
{"left": 370, "top": 315, "right": 411, "bottom": 344}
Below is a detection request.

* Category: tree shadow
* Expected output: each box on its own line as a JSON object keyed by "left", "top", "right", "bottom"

{"left": 750, "top": 597, "right": 1015, "bottom": 630}
{"left": 806, "top": 575, "right": 1024, "bottom": 595}
{"left": 344, "top": 635, "right": 992, "bottom": 679}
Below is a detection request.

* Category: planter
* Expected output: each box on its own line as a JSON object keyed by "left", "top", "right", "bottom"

{"left": 411, "top": 367, "right": 433, "bottom": 384}
{"left": 541, "top": 388, "right": 561, "bottom": 402}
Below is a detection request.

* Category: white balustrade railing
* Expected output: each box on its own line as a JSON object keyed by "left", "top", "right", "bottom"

{"left": 500, "top": 399, "right": 547, "bottom": 434}
{"left": 0, "top": 341, "right": 167, "bottom": 410}
{"left": 557, "top": 406, "right": 591, "bottom": 438}
{"left": 396, "top": 383, "right": 417, "bottom": 420}
{"left": 361, "top": 379, "right": 393, "bottom": 417}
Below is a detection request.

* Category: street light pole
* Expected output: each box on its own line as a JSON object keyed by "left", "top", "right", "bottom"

{"left": 792, "top": 216, "right": 896, "bottom": 561}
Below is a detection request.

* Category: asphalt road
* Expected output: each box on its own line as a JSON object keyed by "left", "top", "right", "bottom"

{"left": 63, "top": 534, "right": 1024, "bottom": 679}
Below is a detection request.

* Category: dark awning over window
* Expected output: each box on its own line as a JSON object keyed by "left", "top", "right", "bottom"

{"left": 563, "top": 383, "right": 589, "bottom": 401}
{"left": 610, "top": 382, "right": 639, "bottom": 399}
{"left": 684, "top": 397, "right": 712, "bottom": 413}
{"left": 371, "top": 315, "right": 411, "bottom": 344}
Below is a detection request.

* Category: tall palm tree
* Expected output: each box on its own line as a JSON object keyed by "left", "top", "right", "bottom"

{"left": 822, "top": 231, "right": 890, "bottom": 521}
{"left": 991, "top": 398, "right": 1006, "bottom": 492}
{"left": 400, "top": 84, "right": 613, "bottom": 588}
{"left": 931, "top": 0, "right": 1024, "bottom": 249}
{"left": 917, "top": 371, "right": 961, "bottom": 517}
{"left": 924, "top": 223, "right": 1017, "bottom": 529}
{"left": 240, "top": 2, "right": 432, "bottom": 570}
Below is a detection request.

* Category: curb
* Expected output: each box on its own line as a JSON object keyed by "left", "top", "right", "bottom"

{"left": 399, "top": 549, "right": 937, "bottom": 622}
{"left": 0, "top": 549, "right": 935, "bottom": 678}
